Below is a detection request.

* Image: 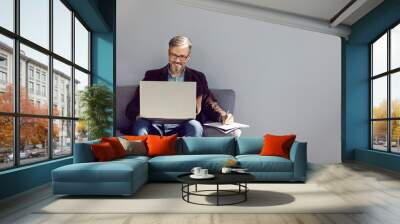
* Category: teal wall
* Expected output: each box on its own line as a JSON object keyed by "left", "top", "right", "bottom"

{"left": 91, "top": 0, "right": 116, "bottom": 135}
{"left": 344, "top": 0, "right": 400, "bottom": 170}
{"left": 0, "top": 158, "right": 72, "bottom": 199}
{"left": 0, "top": 0, "right": 115, "bottom": 200}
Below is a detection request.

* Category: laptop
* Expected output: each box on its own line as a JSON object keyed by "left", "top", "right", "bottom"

{"left": 139, "top": 81, "right": 196, "bottom": 122}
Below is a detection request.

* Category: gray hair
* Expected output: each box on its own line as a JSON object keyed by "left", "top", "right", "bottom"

{"left": 169, "top": 35, "right": 192, "bottom": 51}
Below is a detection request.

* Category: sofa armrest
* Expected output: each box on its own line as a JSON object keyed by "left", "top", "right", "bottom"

{"left": 73, "top": 140, "right": 100, "bottom": 163}
{"left": 289, "top": 141, "right": 307, "bottom": 181}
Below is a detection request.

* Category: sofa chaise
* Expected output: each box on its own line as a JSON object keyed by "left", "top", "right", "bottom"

{"left": 52, "top": 137, "right": 307, "bottom": 196}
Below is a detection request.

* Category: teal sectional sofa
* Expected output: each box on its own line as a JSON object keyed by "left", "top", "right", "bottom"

{"left": 52, "top": 137, "right": 307, "bottom": 196}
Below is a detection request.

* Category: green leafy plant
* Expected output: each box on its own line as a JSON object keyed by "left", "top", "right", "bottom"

{"left": 79, "top": 84, "right": 113, "bottom": 140}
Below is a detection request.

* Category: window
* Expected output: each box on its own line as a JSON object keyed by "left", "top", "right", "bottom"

{"left": 371, "top": 23, "right": 400, "bottom": 154}
{"left": 20, "top": 0, "right": 49, "bottom": 49}
{"left": 53, "top": 59, "right": 71, "bottom": 117}
{"left": 0, "top": 0, "right": 14, "bottom": 32}
{"left": 0, "top": 55, "right": 7, "bottom": 67}
{"left": 0, "top": 116, "right": 13, "bottom": 170}
{"left": 28, "top": 67, "right": 34, "bottom": 80}
{"left": 0, "top": 34, "right": 13, "bottom": 113}
{"left": 42, "top": 85, "right": 46, "bottom": 97}
{"left": 0, "top": 0, "right": 91, "bottom": 170}
{"left": 0, "top": 71, "right": 6, "bottom": 85}
{"left": 0, "top": 54, "right": 7, "bottom": 88}
{"left": 75, "top": 18, "right": 89, "bottom": 70}
{"left": 28, "top": 81, "right": 34, "bottom": 94}
{"left": 53, "top": 120, "right": 72, "bottom": 158}
{"left": 36, "top": 83, "right": 40, "bottom": 95}
{"left": 74, "top": 69, "right": 89, "bottom": 118}
{"left": 35, "top": 70, "right": 40, "bottom": 81}
{"left": 53, "top": 0, "right": 72, "bottom": 60}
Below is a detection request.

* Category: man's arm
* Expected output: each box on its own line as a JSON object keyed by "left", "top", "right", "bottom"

{"left": 199, "top": 73, "right": 228, "bottom": 122}
{"left": 125, "top": 72, "right": 152, "bottom": 122}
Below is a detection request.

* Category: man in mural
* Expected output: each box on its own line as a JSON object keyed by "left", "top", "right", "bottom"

{"left": 125, "top": 35, "right": 237, "bottom": 137}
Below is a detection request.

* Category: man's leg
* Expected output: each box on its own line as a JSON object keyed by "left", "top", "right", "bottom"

{"left": 178, "top": 119, "right": 203, "bottom": 137}
{"left": 131, "top": 118, "right": 162, "bottom": 135}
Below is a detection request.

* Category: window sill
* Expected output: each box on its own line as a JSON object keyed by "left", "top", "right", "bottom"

{"left": 0, "top": 156, "right": 72, "bottom": 176}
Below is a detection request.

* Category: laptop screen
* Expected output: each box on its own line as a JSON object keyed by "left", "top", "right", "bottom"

{"left": 139, "top": 81, "right": 196, "bottom": 121}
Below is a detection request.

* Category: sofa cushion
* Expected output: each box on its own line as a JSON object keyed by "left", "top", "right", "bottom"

{"left": 180, "top": 137, "right": 235, "bottom": 155}
{"left": 101, "top": 137, "right": 127, "bottom": 158}
{"left": 260, "top": 134, "right": 296, "bottom": 159}
{"left": 90, "top": 142, "right": 118, "bottom": 161}
{"left": 236, "top": 155, "right": 293, "bottom": 172}
{"left": 118, "top": 137, "right": 147, "bottom": 156}
{"left": 147, "top": 134, "right": 177, "bottom": 157}
{"left": 53, "top": 158, "right": 148, "bottom": 183}
{"left": 148, "top": 154, "right": 235, "bottom": 172}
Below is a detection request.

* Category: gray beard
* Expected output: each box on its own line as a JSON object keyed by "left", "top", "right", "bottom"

{"left": 170, "top": 65, "right": 185, "bottom": 75}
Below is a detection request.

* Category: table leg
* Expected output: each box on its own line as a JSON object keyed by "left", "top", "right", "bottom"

{"left": 195, "top": 184, "right": 197, "bottom": 192}
{"left": 245, "top": 183, "right": 247, "bottom": 201}
{"left": 187, "top": 184, "right": 190, "bottom": 202}
{"left": 217, "top": 184, "right": 219, "bottom": 206}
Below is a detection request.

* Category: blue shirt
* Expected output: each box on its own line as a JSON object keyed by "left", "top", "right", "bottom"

{"left": 168, "top": 72, "right": 185, "bottom": 82}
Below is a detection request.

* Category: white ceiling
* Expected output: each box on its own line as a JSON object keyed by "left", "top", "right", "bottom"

{"left": 224, "top": 0, "right": 382, "bottom": 25}
{"left": 176, "top": 0, "right": 383, "bottom": 37}
{"left": 226, "top": 0, "right": 352, "bottom": 23}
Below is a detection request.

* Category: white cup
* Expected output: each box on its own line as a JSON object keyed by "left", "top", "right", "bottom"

{"left": 200, "top": 169, "right": 208, "bottom": 176}
{"left": 221, "top": 167, "right": 232, "bottom": 174}
{"left": 191, "top": 167, "right": 202, "bottom": 176}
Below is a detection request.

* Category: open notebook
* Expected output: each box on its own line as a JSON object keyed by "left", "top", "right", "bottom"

{"left": 203, "top": 122, "right": 249, "bottom": 134}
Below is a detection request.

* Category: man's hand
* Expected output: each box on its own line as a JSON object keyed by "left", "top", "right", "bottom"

{"left": 221, "top": 113, "right": 234, "bottom": 125}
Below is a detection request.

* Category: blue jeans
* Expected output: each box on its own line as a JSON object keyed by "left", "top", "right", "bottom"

{"left": 131, "top": 118, "right": 203, "bottom": 137}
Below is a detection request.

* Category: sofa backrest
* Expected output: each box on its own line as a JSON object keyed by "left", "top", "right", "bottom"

{"left": 236, "top": 137, "right": 303, "bottom": 156}
{"left": 73, "top": 140, "right": 100, "bottom": 163}
{"left": 74, "top": 137, "right": 303, "bottom": 163}
{"left": 236, "top": 137, "right": 264, "bottom": 155}
{"left": 116, "top": 85, "right": 236, "bottom": 133}
{"left": 178, "top": 137, "right": 236, "bottom": 155}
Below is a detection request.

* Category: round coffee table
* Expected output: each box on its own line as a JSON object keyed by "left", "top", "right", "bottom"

{"left": 177, "top": 173, "right": 255, "bottom": 206}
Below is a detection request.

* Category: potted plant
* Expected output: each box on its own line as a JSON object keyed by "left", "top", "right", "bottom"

{"left": 79, "top": 84, "right": 113, "bottom": 140}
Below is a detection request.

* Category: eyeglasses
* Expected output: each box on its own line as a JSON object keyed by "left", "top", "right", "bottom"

{"left": 169, "top": 53, "right": 190, "bottom": 61}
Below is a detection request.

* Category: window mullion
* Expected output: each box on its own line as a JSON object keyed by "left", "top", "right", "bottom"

{"left": 388, "top": 30, "right": 392, "bottom": 152}
{"left": 14, "top": 0, "right": 20, "bottom": 167}
{"left": 71, "top": 10, "right": 76, "bottom": 153}
{"left": 49, "top": 0, "right": 54, "bottom": 160}
{"left": 370, "top": 45, "right": 373, "bottom": 149}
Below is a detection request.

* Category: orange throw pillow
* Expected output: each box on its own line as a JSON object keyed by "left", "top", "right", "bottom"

{"left": 260, "top": 134, "right": 296, "bottom": 159}
{"left": 91, "top": 142, "right": 117, "bottom": 161}
{"left": 101, "top": 137, "right": 127, "bottom": 158}
{"left": 124, "top": 135, "right": 148, "bottom": 141}
{"left": 146, "top": 134, "right": 177, "bottom": 157}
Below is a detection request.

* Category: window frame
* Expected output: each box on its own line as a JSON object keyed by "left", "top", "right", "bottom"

{"left": 0, "top": 0, "right": 92, "bottom": 171}
{"left": 370, "top": 21, "right": 400, "bottom": 154}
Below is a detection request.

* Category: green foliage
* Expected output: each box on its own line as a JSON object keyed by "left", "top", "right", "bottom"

{"left": 79, "top": 84, "right": 113, "bottom": 140}
{"left": 373, "top": 99, "right": 400, "bottom": 140}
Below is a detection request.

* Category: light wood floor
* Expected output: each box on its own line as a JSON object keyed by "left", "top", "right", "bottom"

{"left": 1, "top": 162, "right": 400, "bottom": 224}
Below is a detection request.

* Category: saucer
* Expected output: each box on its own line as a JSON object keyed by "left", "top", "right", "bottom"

{"left": 190, "top": 174, "right": 215, "bottom": 179}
